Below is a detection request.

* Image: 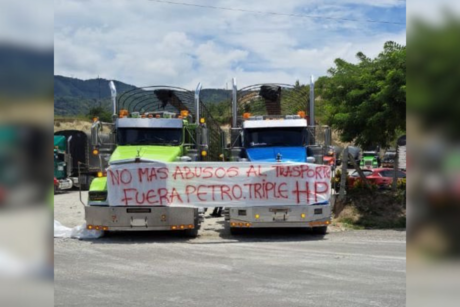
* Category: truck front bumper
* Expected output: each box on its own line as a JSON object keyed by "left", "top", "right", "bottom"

{"left": 85, "top": 206, "right": 198, "bottom": 231}
{"left": 228, "top": 219, "right": 331, "bottom": 229}
{"left": 58, "top": 178, "right": 73, "bottom": 190}
{"left": 226, "top": 205, "right": 332, "bottom": 229}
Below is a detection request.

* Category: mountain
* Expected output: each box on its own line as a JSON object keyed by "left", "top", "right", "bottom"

{"left": 54, "top": 75, "right": 230, "bottom": 116}
{"left": 0, "top": 44, "right": 53, "bottom": 99}
{"left": 54, "top": 76, "right": 136, "bottom": 99}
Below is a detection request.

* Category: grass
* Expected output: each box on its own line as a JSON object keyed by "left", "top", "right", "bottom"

{"left": 54, "top": 117, "right": 93, "bottom": 132}
{"left": 335, "top": 189, "right": 406, "bottom": 229}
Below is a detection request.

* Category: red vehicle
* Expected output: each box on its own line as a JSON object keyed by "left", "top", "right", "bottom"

{"left": 323, "top": 152, "right": 335, "bottom": 167}
{"left": 54, "top": 177, "right": 59, "bottom": 194}
{"left": 348, "top": 168, "right": 406, "bottom": 189}
{"left": 323, "top": 146, "right": 340, "bottom": 168}
{"left": 0, "top": 185, "right": 5, "bottom": 204}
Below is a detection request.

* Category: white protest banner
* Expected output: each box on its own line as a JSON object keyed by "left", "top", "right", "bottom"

{"left": 107, "top": 162, "right": 331, "bottom": 207}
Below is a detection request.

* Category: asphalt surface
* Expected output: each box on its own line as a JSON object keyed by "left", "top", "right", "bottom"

{"left": 55, "top": 191, "right": 406, "bottom": 307}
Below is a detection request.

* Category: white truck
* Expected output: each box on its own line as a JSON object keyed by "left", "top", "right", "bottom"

{"left": 224, "top": 78, "right": 334, "bottom": 234}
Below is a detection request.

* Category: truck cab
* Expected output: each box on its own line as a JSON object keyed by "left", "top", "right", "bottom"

{"left": 360, "top": 151, "right": 380, "bottom": 169}
{"left": 53, "top": 135, "right": 73, "bottom": 191}
{"left": 224, "top": 79, "right": 333, "bottom": 234}
{"left": 85, "top": 83, "right": 222, "bottom": 237}
{"left": 242, "top": 115, "right": 309, "bottom": 162}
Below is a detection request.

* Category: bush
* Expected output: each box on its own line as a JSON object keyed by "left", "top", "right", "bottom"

{"left": 336, "top": 189, "right": 406, "bottom": 229}
{"left": 351, "top": 178, "right": 378, "bottom": 191}
{"left": 397, "top": 178, "right": 406, "bottom": 190}
{"left": 87, "top": 106, "right": 112, "bottom": 122}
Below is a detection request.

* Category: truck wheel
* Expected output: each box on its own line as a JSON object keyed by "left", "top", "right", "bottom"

{"left": 312, "top": 226, "right": 328, "bottom": 235}
{"left": 229, "top": 227, "right": 242, "bottom": 236}
{"left": 184, "top": 228, "right": 198, "bottom": 238}
{"left": 81, "top": 176, "right": 94, "bottom": 191}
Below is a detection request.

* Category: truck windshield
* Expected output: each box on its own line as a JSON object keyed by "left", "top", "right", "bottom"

{"left": 117, "top": 128, "right": 182, "bottom": 146}
{"left": 363, "top": 153, "right": 376, "bottom": 158}
{"left": 245, "top": 127, "right": 305, "bottom": 147}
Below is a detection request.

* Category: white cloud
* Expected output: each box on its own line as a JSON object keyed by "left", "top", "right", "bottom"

{"left": 0, "top": 0, "right": 53, "bottom": 48}
{"left": 54, "top": 0, "right": 406, "bottom": 88}
{"left": 408, "top": 0, "right": 460, "bottom": 25}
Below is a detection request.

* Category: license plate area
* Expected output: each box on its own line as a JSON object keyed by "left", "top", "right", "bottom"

{"left": 131, "top": 217, "right": 147, "bottom": 227}
{"left": 270, "top": 209, "right": 289, "bottom": 221}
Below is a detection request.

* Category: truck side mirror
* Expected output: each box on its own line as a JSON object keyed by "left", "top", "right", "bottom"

{"left": 91, "top": 121, "right": 101, "bottom": 147}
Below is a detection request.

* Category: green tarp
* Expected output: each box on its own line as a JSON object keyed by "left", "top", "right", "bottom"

{"left": 54, "top": 135, "right": 66, "bottom": 152}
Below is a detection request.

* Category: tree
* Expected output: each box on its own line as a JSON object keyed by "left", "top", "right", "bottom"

{"left": 87, "top": 106, "right": 112, "bottom": 122}
{"left": 322, "top": 41, "right": 406, "bottom": 148}
{"left": 408, "top": 15, "right": 460, "bottom": 140}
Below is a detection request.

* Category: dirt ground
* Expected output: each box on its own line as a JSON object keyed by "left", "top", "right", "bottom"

{"left": 54, "top": 190, "right": 406, "bottom": 307}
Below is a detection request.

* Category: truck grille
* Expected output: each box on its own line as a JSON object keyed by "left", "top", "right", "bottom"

{"left": 126, "top": 208, "right": 152, "bottom": 213}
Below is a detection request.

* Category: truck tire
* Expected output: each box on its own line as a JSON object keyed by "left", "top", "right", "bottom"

{"left": 184, "top": 228, "right": 198, "bottom": 238}
{"left": 312, "top": 226, "right": 328, "bottom": 235}
{"left": 229, "top": 226, "right": 242, "bottom": 236}
{"left": 81, "top": 176, "right": 94, "bottom": 191}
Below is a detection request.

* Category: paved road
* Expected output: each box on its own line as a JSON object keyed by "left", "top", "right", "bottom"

{"left": 55, "top": 191, "right": 406, "bottom": 307}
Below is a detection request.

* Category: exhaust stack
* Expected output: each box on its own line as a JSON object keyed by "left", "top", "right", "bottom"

{"left": 195, "top": 82, "right": 202, "bottom": 125}
{"left": 109, "top": 81, "right": 117, "bottom": 117}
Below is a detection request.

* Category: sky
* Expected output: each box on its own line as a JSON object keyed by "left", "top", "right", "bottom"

{"left": 54, "top": 0, "right": 407, "bottom": 89}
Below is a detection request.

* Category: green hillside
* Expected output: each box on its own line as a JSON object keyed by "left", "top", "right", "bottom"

{"left": 54, "top": 76, "right": 230, "bottom": 116}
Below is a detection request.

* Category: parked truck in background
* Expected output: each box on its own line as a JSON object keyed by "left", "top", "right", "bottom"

{"left": 85, "top": 82, "right": 223, "bottom": 237}
{"left": 53, "top": 135, "right": 73, "bottom": 192}
{"left": 360, "top": 151, "right": 380, "bottom": 169}
{"left": 54, "top": 130, "right": 113, "bottom": 191}
{"left": 224, "top": 78, "right": 333, "bottom": 234}
{"left": 323, "top": 145, "right": 342, "bottom": 169}
{"left": 382, "top": 149, "right": 396, "bottom": 168}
